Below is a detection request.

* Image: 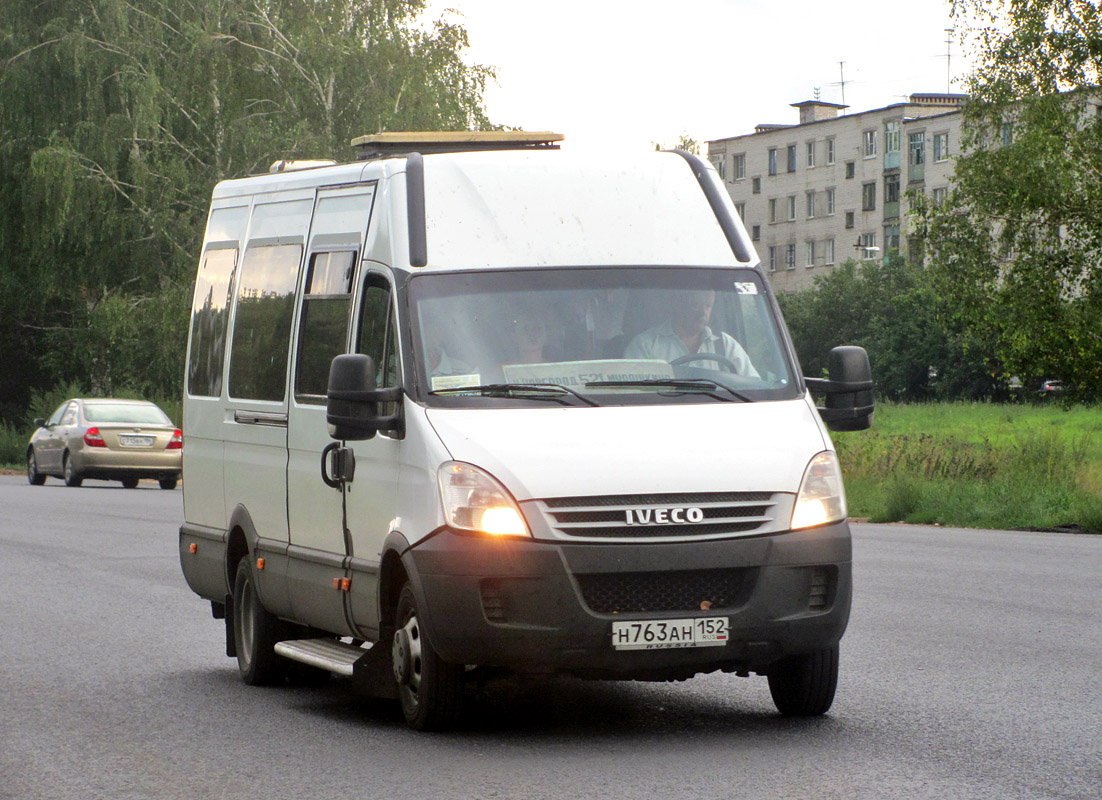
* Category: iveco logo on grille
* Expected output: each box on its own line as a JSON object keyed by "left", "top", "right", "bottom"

{"left": 625, "top": 507, "right": 705, "bottom": 525}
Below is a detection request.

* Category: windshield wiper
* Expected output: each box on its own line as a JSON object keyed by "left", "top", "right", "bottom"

{"left": 430, "top": 383, "right": 600, "bottom": 407}
{"left": 584, "top": 379, "right": 753, "bottom": 403}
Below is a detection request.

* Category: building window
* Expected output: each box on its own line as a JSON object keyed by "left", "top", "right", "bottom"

{"left": 885, "top": 120, "right": 901, "bottom": 154}
{"left": 858, "top": 232, "right": 877, "bottom": 259}
{"left": 863, "top": 129, "right": 877, "bottom": 157}
{"left": 827, "top": 138, "right": 836, "bottom": 164}
{"left": 786, "top": 144, "right": 797, "bottom": 173}
{"left": 768, "top": 246, "right": 776, "bottom": 271}
{"left": 768, "top": 148, "right": 777, "bottom": 176}
{"left": 734, "top": 153, "right": 746, "bottom": 179}
{"left": 845, "top": 161, "right": 855, "bottom": 179}
{"left": 735, "top": 202, "right": 746, "bottom": 221}
{"left": 711, "top": 156, "right": 726, "bottom": 179}
{"left": 752, "top": 176, "right": 761, "bottom": 194}
{"left": 845, "top": 211, "right": 855, "bottom": 229}
{"left": 806, "top": 191, "right": 815, "bottom": 219}
{"left": 826, "top": 187, "right": 836, "bottom": 215}
{"left": 806, "top": 240, "right": 816, "bottom": 267}
{"left": 1001, "top": 122, "right": 1013, "bottom": 146}
{"left": 824, "top": 238, "right": 835, "bottom": 265}
{"left": 785, "top": 243, "right": 796, "bottom": 269}
{"left": 787, "top": 195, "right": 796, "bottom": 221}
{"left": 885, "top": 173, "right": 900, "bottom": 205}
{"left": 806, "top": 141, "right": 816, "bottom": 168}
{"left": 932, "top": 186, "right": 949, "bottom": 205}
{"left": 862, "top": 181, "right": 876, "bottom": 211}
{"left": 933, "top": 132, "right": 950, "bottom": 162}
{"left": 884, "top": 224, "right": 900, "bottom": 254}
{"left": 769, "top": 198, "right": 777, "bottom": 223}
{"left": 909, "top": 132, "right": 925, "bottom": 165}
{"left": 752, "top": 224, "right": 761, "bottom": 241}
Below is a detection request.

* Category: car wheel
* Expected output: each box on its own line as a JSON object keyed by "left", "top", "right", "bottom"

{"left": 27, "top": 450, "right": 46, "bottom": 486}
{"left": 121, "top": 478, "right": 140, "bottom": 489}
{"left": 232, "top": 558, "right": 285, "bottom": 686}
{"left": 159, "top": 477, "right": 178, "bottom": 491}
{"left": 63, "top": 453, "right": 83, "bottom": 487}
{"left": 767, "top": 644, "right": 839, "bottom": 716}
{"left": 393, "top": 582, "right": 463, "bottom": 731}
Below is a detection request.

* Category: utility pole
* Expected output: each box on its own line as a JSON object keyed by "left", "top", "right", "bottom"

{"left": 945, "top": 28, "right": 954, "bottom": 94}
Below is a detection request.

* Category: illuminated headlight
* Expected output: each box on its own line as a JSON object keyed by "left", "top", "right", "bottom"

{"left": 437, "top": 461, "right": 530, "bottom": 537}
{"left": 790, "top": 451, "right": 847, "bottom": 530}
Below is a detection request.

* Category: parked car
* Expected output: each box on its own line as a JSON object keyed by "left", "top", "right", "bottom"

{"left": 1038, "top": 379, "right": 1064, "bottom": 398}
{"left": 27, "top": 398, "right": 182, "bottom": 489}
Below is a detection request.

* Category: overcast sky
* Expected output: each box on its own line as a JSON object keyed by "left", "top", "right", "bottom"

{"left": 420, "top": 0, "right": 975, "bottom": 152}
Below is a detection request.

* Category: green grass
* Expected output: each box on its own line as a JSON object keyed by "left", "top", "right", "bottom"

{"left": 834, "top": 402, "right": 1102, "bottom": 533}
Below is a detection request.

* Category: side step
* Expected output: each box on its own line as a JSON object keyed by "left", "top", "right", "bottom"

{"left": 274, "top": 637, "right": 397, "bottom": 698}
{"left": 275, "top": 638, "right": 369, "bottom": 676}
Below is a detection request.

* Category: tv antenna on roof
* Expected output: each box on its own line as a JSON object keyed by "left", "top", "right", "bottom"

{"left": 945, "top": 28, "right": 954, "bottom": 93}
{"left": 826, "top": 62, "right": 847, "bottom": 111}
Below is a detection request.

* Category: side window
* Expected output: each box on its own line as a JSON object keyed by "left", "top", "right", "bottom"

{"left": 46, "top": 403, "right": 68, "bottom": 427}
{"left": 228, "top": 243, "right": 302, "bottom": 401}
{"left": 294, "top": 251, "right": 356, "bottom": 403}
{"left": 187, "top": 248, "right": 238, "bottom": 397}
{"left": 60, "top": 403, "right": 78, "bottom": 426}
{"left": 357, "top": 281, "right": 397, "bottom": 389}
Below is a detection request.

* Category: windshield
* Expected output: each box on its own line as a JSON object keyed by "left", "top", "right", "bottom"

{"left": 408, "top": 267, "right": 799, "bottom": 407}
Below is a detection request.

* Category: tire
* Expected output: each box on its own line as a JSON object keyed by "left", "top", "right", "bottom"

{"left": 27, "top": 450, "right": 45, "bottom": 486}
{"left": 121, "top": 478, "right": 140, "bottom": 489}
{"left": 63, "top": 453, "right": 83, "bottom": 487}
{"left": 767, "top": 644, "right": 839, "bottom": 716}
{"left": 232, "top": 558, "right": 285, "bottom": 686}
{"left": 393, "top": 583, "right": 463, "bottom": 731}
{"left": 159, "top": 477, "right": 178, "bottom": 490}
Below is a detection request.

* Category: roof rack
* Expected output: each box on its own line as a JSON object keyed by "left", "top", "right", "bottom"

{"left": 269, "top": 159, "right": 338, "bottom": 173}
{"left": 351, "top": 131, "right": 563, "bottom": 161}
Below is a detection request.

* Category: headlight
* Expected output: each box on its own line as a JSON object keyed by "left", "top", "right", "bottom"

{"left": 790, "top": 451, "right": 847, "bottom": 530}
{"left": 437, "top": 461, "right": 530, "bottom": 537}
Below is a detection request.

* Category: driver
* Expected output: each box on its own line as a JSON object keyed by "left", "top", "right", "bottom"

{"left": 624, "top": 289, "right": 759, "bottom": 377}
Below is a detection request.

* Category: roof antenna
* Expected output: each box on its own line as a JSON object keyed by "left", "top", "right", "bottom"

{"left": 827, "top": 62, "right": 847, "bottom": 113}
{"left": 944, "top": 28, "right": 955, "bottom": 94}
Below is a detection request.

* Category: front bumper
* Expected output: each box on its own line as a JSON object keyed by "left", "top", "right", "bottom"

{"left": 407, "top": 521, "right": 852, "bottom": 678}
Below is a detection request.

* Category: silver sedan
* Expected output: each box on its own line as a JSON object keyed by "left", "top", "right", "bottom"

{"left": 27, "top": 398, "right": 182, "bottom": 489}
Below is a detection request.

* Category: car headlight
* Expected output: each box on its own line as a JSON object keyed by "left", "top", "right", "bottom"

{"left": 437, "top": 461, "right": 530, "bottom": 537}
{"left": 790, "top": 451, "right": 847, "bottom": 530}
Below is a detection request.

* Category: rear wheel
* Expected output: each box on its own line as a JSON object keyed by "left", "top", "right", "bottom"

{"left": 63, "top": 453, "right": 83, "bottom": 487}
{"left": 27, "top": 450, "right": 45, "bottom": 486}
{"left": 121, "top": 478, "right": 140, "bottom": 489}
{"left": 159, "top": 477, "right": 178, "bottom": 490}
{"left": 232, "top": 558, "right": 285, "bottom": 686}
{"left": 767, "top": 645, "right": 839, "bottom": 716}
{"left": 393, "top": 583, "right": 463, "bottom": 731}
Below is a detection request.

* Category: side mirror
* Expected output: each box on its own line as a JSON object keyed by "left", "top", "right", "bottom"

{"left": 805, "top": 346, "right": 874, "bottom": 432}
{"left": 326, "top": 354, "right": 404, "bottom": 441}
{"left": 33, "top": 418, "right": 46, "bottom": 428}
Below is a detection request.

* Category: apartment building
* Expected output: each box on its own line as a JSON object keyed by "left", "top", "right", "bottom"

{"left": 707, "top": 93, "right": 966, "bottom": 292}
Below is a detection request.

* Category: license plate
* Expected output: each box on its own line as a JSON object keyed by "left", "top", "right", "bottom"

{"left": 611, "top": 617, "right": 728, "bottom": 650}
{"left": 119, "top": 435, "right": 154, "bottom": 447}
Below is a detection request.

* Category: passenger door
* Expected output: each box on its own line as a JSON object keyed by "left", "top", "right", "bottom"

{"left": 285, "top": 185, "right": 376, "bottom": 635}
{"left": 36, "top": 402, "right": 71, "bottom": 472}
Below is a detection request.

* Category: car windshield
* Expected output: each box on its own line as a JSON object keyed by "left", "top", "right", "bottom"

{"left": 408, "top": 267, "right": 799, "bottom": 407}
{"left": 83, "top": 403, "right": 171, "bottom": 425}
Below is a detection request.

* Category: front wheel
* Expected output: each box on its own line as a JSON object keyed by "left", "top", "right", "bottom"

{"left": 232, "top": 558, "right": 285, "bottom": 686}
{"left": 121, "top": 478, "right": 140, "bottom": 489}
{"left": 63, "top": 454, "right": 83, "bottom": 487}
{"left": 27, "top": 450, "right": 45, "bottom": 485}
{"left": 767, "top": 645, "right": 839, "bottom": 716}
{"left": 393, "top": 583, "right": 463, "bottom": 731}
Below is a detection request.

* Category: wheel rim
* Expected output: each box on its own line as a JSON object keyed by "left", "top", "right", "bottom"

{"left": 27, "top": 452, "right": 36, "bottom": 478}
{"left": 394, "top": 614, "right": 424, "bottom": 701}
{"left": 238, "top": 574, "right": 256, "bottom": 670}
{"left": 64, "top": 457, "right": 72, "bottom": 481}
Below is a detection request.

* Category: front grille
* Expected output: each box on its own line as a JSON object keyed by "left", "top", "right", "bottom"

{"left": 576, "top": 568, "right": 755, "bottom": 614}
{"left": 531, "top": 491, "right": 779, "bottom": 540}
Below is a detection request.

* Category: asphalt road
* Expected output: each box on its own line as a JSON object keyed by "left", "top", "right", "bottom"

{"left": 1, "top": 474, "right": 1099, "bottom": 800}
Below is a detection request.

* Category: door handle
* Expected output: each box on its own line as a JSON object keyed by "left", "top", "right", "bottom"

{"left": 321, "top": 442, "right": 355, "bottom": 489}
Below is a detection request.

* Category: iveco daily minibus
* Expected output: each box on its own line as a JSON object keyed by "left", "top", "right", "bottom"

{"left": 179, "top": 132, "right": 873, "bottom": 730}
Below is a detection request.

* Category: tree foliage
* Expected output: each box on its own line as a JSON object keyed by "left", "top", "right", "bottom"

{"left": 912, "top": 0, "right": 1102, "bottom": 401}
{"left": 0, "top": 0, "right": 494, "bottom": 420}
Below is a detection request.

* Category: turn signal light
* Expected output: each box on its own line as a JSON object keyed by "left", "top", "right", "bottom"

{"left": 256, "top": 558, "right": 265, "bottom": 570}
{"left": 83, "top": 427, "right": 107, "bottom": 448}
{"left": 167, "top": 429, "right": 183, "bottom": 450}
{"left": 189, "top": 543, "right": 198, "bottom": 554}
